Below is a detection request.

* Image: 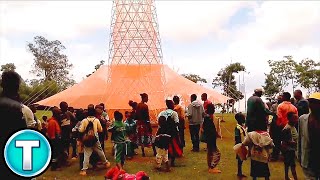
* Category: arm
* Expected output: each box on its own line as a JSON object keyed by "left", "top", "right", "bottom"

{"left": 277, "top": 104, "right": 284, "bottom": 127}
{"left": 186, "top": 105, "right": 192, "bottom": 119}
{"left": 235, "top": 128, "right": 241, "bottom": 144}
{"left": 96, "top": 119, "right": 103, "bottom": 133}
{"left": 173, "top": 112, "right": 179, "bottom": 123}
{"left": 297, "top": 117, "right": 302, "bottom": 163}
{"left": 79, "top": 119, "right": 86, "bottom": 133}
{"left": 55, "top": 121, "right": 61, "bottom": 135}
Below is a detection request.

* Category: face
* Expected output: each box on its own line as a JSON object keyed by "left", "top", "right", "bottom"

{"left": 143, "top": 95, "right": 148, "bottom": 103}
{"left": 201, "top": 94, "right": 206, "bottom": 101}
{"left": 309, "top": 99, "right": 320, "bottom": 116}
{"left": 60, "top": 103, "right": 68, "bottom": 112}
{"left": 125, "top": 112, "right": 130, "bottom": 119}
{"left": 95, "top": 108, "right": 103, "bottom": 115}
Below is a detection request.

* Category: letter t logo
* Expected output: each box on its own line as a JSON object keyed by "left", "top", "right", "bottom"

{"left": 15, "top": 140, "right": 40, "bottom": 171}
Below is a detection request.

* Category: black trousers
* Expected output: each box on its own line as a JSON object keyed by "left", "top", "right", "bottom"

{"left": 189, "top": 124, "right": 200, "bottom": 150}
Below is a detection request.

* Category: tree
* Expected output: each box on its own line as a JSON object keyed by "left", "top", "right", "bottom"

{"left": 295, "top": 58, "right": 320, "bottom": 93}
{"left": 212, "top": 62, "right": 245, "bottom": 102}
{"left": 86, "top": 60, "right": 105, "bottom": 77}
{"left": 27, "top": 36, "right": 74, "bottom": 90}
{"left": 181, "top": 74, "right": 207, "bottom": 83}
{"left": 266, "top": 56, "right": 298, "bottom": 94}
{"left": 263, "top": 73, "right": 282, "bottom": 100}
{"left": 1, "top": 63, "right": 16, "bottom": 72}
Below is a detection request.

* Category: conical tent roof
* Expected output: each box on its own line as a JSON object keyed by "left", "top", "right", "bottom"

{"left": 35, "top": 0, "right": 231, "bottom": 121}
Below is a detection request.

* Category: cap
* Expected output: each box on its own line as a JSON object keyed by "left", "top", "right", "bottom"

{"left": 308, "top": 92, "right": 320, "bottom": 101}
{"left": 254, "top": 88, "right": 264, "bottom": 93}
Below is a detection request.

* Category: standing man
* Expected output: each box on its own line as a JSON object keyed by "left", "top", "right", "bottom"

{"left": 298, "top": 92, "right": 320, "bottom": 179}
{"left": 201, "top": 93, "right": 212, "bottom": 112}
{"left": 245, "top": 88, "right": 273, "bottom": 132}
{"left": 294, "top": 90, "right": 309, "bottom": 117}
{"left": 0, "top": 71, "right": 27, "bottom": 179}
{"left": 186, "top": 94, "right": 204, "bottom": 152}
{"left": 271, "top": 92, "right": 298, "bottom": 161}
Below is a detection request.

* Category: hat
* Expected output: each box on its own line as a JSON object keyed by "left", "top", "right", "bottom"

{"left": 254, "top": 88, "right": 264, "bottom": 93}
{"left": 308, "top": 92, "right": 320, "bottom": 101}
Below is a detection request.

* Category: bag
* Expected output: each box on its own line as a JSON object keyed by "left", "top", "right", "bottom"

{"left": 250, "top": 144, "right": 269, "bottom": 163}
{"left": 233, "top": 143, "right": 248, "bottom": 160}
{"left": 82, "top": 118, "right": 98, "bottom": 147}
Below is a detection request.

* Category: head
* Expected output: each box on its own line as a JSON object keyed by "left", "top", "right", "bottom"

{"left": 114, "top": 111, "right": 123, "bottom": 121}
{"left": 166, "top": 99, "right": 174, "bottom": 110}
{"left": 173, "top": 95, "right": 180, "bottom": 105}
{"left": 42, "top": 116, "right": 48, "bottom": 121}
{"left": 125, "top": 111, "right": 131, "bottom": 119}
{"left": 75, "top": 108, "right": 85, "bottom": 121}
{"left": 191, "top": 94, "right": 197, "bottom": 102}
{"left": 1, "top": 71, "right": 21, "bottom": 98}
{"left": 59, "top": 101, "right": 68, "bottom": 112}
{"left": 254, "top": 88, "right": 264, "bottom": 97}
{"left": 282, "top": 92, "right": 291, "bottom": 102}
{"left": 201, "top": 93, "right": 207, "bottom": 101}
{"left": 140, "top": 93, "right": 148, "bottom": 103}
{"left": 29, "top": 104, "right": 37, "bottom": 113}
{"left": 235, "top": 112, "right": 246, "bottom": 125}
{"left": 294, "top": 90, "right": 303, "bottom": 100}
{"left": 129, "top": 100, "right": 138, "bottom": 110}
{"left": 206, "top": 103, "right": 215, "bottom": 115}
{"left": 290, "top": 98, "right": 296, "bottom": 104}
{"left": 99, "top": 103, "right": 105, "bottom": 111}
{"left": 68, "top": 107, "right": 74, "bottom": 113}
{"left": 87, "top": 104, "right": 96, "bottom": 116}
{"left": 95, "top": 105, "right": 103, "bottom": 115}
{"left": 52, "top": 107, "right": 62, "bottom": 119}
{"left": 308, "top": 92, "right": 320, "bottom": 117}
{"left": 277, "top": 95, "right": 283, "bottom": 104}
{"left": 287, "top": 112, "right": 298, "bottom": 126}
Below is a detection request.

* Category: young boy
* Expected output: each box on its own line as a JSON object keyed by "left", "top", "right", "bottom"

{"left": 281, "top": 112, "right": 298, "bottom": 180}
{"left": 234, "top": 112, "right": 247, "bottom": 178}
{"left": 124, "top": 111, "right": 137, "bottom": 159}
{"left": 108, "top": 111, "right": 127, "bottom": 170}
{"left": 154, "top": 116, "right": 171, "bottom": 172}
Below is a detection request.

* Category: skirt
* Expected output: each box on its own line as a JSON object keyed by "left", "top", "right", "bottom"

{"left": 168, "top": 136, "right": 183, "bottom": 158}
{"left": 251, "top": 160, "right": 270, "bottom": 177}
{"left": 136, "top": 121, "right": 152, "bottom": 147}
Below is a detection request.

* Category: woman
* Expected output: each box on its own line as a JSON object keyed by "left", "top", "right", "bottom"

{"left": 135, "top": 93, "right": 154, "bottom": 157}
{"left": 173, "top": 96, "right": 185, "bottom": 151}
{"left": 157, "top": 99, "right": 182, "bottom": 167}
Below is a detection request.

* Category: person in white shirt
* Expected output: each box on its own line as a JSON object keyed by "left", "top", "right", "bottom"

{"left": 21, "top": 104, "right": 36, "bottom": 128}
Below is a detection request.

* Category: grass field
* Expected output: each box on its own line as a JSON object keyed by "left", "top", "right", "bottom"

{"left": 36, "top": 113, "right": 304, "bottom": 180}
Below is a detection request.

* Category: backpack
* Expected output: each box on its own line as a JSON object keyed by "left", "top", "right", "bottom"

{"left": 82, "top": 118, "right": 98, "bottom": 147}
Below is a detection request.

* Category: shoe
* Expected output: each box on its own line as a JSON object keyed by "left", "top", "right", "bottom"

{"left": 79, "top": 170, "right": 87, "bottom": 176}
{"left": 105, "top": 161, "right": 111, "bottom": 169}
{"left": 208, "top": 168, "right": 221, "bottom": 174}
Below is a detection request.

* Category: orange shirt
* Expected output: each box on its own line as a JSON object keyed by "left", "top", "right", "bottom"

{"left": 276, "top": 101, "right": 298, "bottom": 128}
{"left": 174, "top": 104, "right": 185, "bottom": 120}
{"left": 47, "top": 117, "right": 61, "bottom": 139}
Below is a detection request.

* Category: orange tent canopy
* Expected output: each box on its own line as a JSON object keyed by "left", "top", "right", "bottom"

{"left": 36, "top": 64, "right": 230, "bottom": 121}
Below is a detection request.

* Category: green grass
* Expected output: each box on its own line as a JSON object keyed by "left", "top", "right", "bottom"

{"left": 35, "top": 110, "right": 52, "bottom": 121}
{"left": 38, "top": 113, "right": 304, "bottom": 180}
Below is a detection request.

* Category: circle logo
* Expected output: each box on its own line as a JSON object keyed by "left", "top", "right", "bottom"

{"left": 4, "top": 129, "right": 52, "bottom": 178}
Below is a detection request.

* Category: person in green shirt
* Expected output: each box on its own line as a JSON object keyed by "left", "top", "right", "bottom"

{"left": 108, "top": 111, "right": 127, "bottom": 170}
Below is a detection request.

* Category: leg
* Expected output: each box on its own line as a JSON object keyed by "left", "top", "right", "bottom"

{"left": 207, "top": 144, "right": 213, "bottom": 169}
{"left": 71, "top": 137, "right": 77, "bottom": 158}
{"left": 93, "top": 141, "right": 108, "bottom": 164}
{"left": 237, "top": 158, "right": 243, "bottom": 176}
{"left": 189, "top": 125, "right": 196, "bottom": 150}
{"left": 285, "top": 164, "right": 290, "bottom": 180}
{"left": 291, "top": 166, "right": 298, "bottom": 180}
{"left": 155, "top": 148, "right": 163, "bottom": 169}
{"left": 194, "top": 125, "right": 200, "bottom": 151}
{"left": 253, "top": 177, "right": 257, "bottom": 180}
{"left": 81, "top": 147, "right": 93, "bottom": 173}
{"left": 171, "top": 157, "right": 175, "bottom": 167}
{"left": 79, "top": 153, "right": 84, "bottom": 170}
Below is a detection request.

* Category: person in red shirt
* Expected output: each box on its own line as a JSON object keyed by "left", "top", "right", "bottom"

{"left": 272, "top": 92, "right": 298, "bottom": 161}
{"left": 201, "top": 93, "right": 212, "bottom": 113}
{"left": 47, "top": 107, "right": 62, "bottom": 171}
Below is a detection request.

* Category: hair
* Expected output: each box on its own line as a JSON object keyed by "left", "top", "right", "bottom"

{"left": 95, "top": 104, "right": 103, "bottom": 110}
{"left": 59, "top": 101, "right": 68, "bottom": 109}
{"left": 173, "top": 95, "right": 180, "bottom": 104}
{"left": 166, "top": 100, "right": 174, "bottom": 110}
{"left": 114, "top": 111, "right": 123, "bottom": 121}
{"left": 235, "top": 112, "right": 245, "bottom": 124}
{"left": 201, "top": 93, "right": 207, "bottom": 98}
{"left": 99, "top": 103, "right": 105, "bottom": 109}
{"left": 75, "top": 108, "right": 85, "bottom": 121}
{"left": 87, "top": 104, "right": 96, "bottom": 116}
{"left": 206, "top": 103, "right": 215, "bottom": 115}
{"left": 287, "top": 112, "right": 297, "bottom": 125}
{"left": 42, "top": 116, "right": 48, "bottom": 121}
{"left": 51, "top": 107, "right": 61, "bottom": 117}
{"left": 1, "top": 71, "right": 21, "bottom": 90}
{"left": 191, "top": 94, "right": 197, "bottom": 101}
{"left": 129, "top": 100, "right": 138, "bottom": 109}
{"left": 141, "top": 176, "right": 150, "bottom": 180}
{"left": 282, "top": 92, "right": 291, "bottom": 101}
{"left": 140, "top": 93, "right": 148, "bottom": 99}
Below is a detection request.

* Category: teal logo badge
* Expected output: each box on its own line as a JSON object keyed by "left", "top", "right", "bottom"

{"left": 4, "top": 129, "right": 51, "bottom": 178}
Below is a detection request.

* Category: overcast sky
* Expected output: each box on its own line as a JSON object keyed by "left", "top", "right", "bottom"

{"left": 1, "top": 1, "right": 319, "bottom": 112}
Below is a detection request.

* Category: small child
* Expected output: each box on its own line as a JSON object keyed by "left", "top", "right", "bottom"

{"left": 124, "top": 111, "right": 138, "bottom": 159}
{"left": 154, "top": 116, "right": 171, "bottom": 172}
{"left": 202, "top": 103, "right": 221, "bottom": 174}
{"left": 234, "top": 112, "right": 247, "bottom": 178}
{"left": 105, "top": 166, "right": 150, "bottom": 180}
{"left": 108, "top": 111, "right": 127, "bottom": 170}
{"left": 281, "top": 112, "right": 298, "bottom": 180}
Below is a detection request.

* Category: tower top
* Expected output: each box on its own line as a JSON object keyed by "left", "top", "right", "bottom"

{"left": 108, "top": 0, "right": 163, "bottom": 65}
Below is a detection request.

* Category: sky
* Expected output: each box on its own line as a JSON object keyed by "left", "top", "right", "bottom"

{"left": 1, "top": 1, "right": 320, "bottom": 112}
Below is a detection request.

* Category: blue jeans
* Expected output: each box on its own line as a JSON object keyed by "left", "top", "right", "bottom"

{"left": 189, "top": 124, "right": 200, "bottom": 150}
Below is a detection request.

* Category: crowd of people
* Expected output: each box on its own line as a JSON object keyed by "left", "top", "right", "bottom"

{"left": 1, "top": 70, "right": 320, "bottom": 180}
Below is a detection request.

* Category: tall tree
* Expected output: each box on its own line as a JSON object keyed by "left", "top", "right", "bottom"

{"left": 263, "top": 73, "right": 282, "bottom": 100}
{"left": 1, "top": 63, "right": 16, "bottom": 72}
{"left": 266, "top": 56, "right": 298, "bottom": 94}
{"left": 295, "top": 58, "right": 320, "bottom": 93}
{"left": 212, "top": 62, "right": 245, "bottom": 101}
{"left": 181, "top": 74, "right": 207, "bottom": 83}
{"left": 27, "top": 36, "right": 74, "bottom": 90}
{"left": 86, "top": 60, "right": 105, "bottom": 77}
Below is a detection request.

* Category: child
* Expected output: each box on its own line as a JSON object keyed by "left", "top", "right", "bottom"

{"left": 105, "top": 166, "right": 149, "bottom": 180}
{"left": 154, "top": 116, "right": 171, "bottom": 172}
{"left": 108, "top": 111, "right": 127, "bottom": 170}
{"left": 202, "top": 103, "right": 221, "bottom": 174}
{"left": 234, "top": 112, "right": 247, "bottom": 178}
{"left": 124, "top": 111, "right": 138, "bottom": 159}
{"left": 281, "top": 112, "right": 298, "bottom": 180}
